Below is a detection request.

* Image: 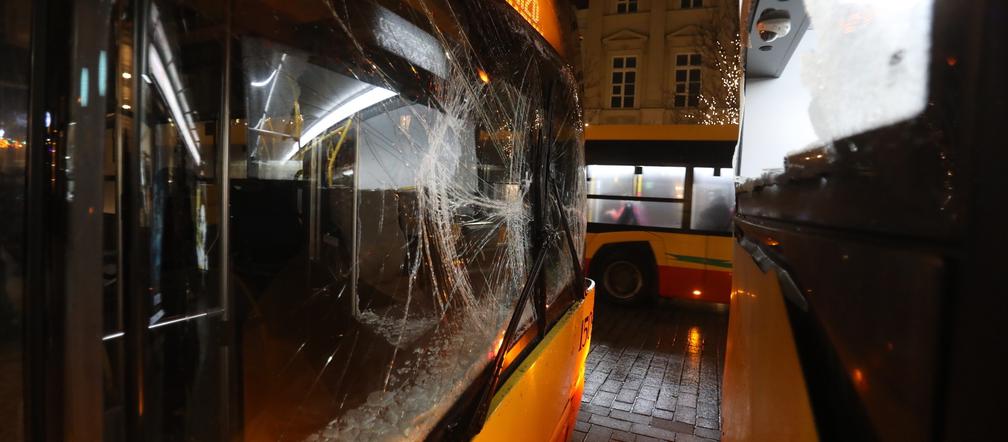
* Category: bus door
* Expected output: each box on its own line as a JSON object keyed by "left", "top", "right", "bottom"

{"left": 686, "top": 166, "right": 734, "bottom": 301}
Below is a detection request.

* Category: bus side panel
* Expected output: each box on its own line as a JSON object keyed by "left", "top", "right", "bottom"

{"left": 584, "top": 231, "right": 732, "bottom": 303}
{"left": 732, "top": 219, "right": 945, "bottom": 440}
{"left": 474, "top": 285, "right": 595, "bottom": 442}
{"left": 656, "top": 266, "right": 729, "bottom": 303}
{"left": 658, "top": 232, "right": 732, "bottom": 303}
{"left": 583, "top": 231, "right": 665, "bottom": 273}
{"left": 722, "top": 241, "right": 818, "bottom": 442}
{"left": 703, "top": 235, "right": 733, "bottom": 303}
{"left": 657, "top": 232, "right": 706, "bottom": 300}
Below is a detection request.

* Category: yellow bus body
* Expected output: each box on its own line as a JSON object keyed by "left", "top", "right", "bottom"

{"left": 584, "top": 230, "right": 732, "bottom": 303}
{"left": 722, "top": 241, "right": 817, "bottom": 441}
{"left": 474, "top": 282, "right": 596, "bottom": 442}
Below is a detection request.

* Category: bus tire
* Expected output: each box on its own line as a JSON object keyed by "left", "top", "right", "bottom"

{"left": 592, "top": 251, "right": 655, "bottom": 305}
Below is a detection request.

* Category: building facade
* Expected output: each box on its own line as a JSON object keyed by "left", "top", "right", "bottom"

{"left": 576, "top": 0, "right": 740, "bottom": 127}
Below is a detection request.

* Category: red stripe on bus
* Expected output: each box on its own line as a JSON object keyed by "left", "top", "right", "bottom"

{"left": 657, "top": 265, "right": 731, "bottom": 304}
{"left": 585, "top": 258, "right": 730, "bottom": 303}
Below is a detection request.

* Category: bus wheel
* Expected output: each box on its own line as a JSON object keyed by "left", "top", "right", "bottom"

{"left": 596, "top": 256, "right": 652, "bottom": 304}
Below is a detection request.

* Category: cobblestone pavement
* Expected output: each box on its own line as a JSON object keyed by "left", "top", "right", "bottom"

{"left": 572, "top": 300, "right": 728, "bottom": 442}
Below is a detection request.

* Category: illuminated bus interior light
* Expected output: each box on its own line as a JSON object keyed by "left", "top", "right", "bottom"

{"left": 285, "top": 86, "right": 397, "bottom": 160}
{"left": 250, "top": 66, "right": 280, "bottom": 87}
{"left": 148, "top": 48, "right": 201, "bottom": 164}
{"left": 98, "top": 50, "right": 108, "bottom": 96}
{"left": 103, "top": 309, "right": 226, "bottom": 341}
{"left": 79, "top": 67, "right": 90, "bottom": 106}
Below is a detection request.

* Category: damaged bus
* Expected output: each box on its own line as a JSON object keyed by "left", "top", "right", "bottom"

{"left": 725, "top": 0, "right": 1006, "bottom": 440}
{"left": 0, "top": 0, "right": 592, "bottom": 440}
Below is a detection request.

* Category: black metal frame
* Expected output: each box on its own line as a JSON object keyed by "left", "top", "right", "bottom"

{"left": 587, "top": 222, "right": 733, "bottom": 237}
{"left": 122, "top": 0, "right": 149, "bottom": 437}
{"left": 24, "top": 0, "right": 61, "bottom": 438}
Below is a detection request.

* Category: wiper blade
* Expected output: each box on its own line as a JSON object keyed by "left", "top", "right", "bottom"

{"left": 464, "top": 237, "right": 551, "bottom": 437}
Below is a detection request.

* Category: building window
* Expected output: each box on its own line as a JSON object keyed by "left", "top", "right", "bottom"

{"left": 611, "top": 56, "right": 637, "bottom": 108}
{"left": 674, "top": 53, "right": 701, "bottom": 107}
{"left": 680, "top": 0, "right": 703, "bottom": 9}
{"left": 616, "top": 0, "right": 638, "bottom": 14}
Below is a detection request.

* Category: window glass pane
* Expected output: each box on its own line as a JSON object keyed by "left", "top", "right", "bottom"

{"left": 587, "top": 165, "right": 636, "bottom": 196}
{"left": 626, "top": 57, "right": 636, "bottom": 68}
{"left": 675, "top": 96, "right": 686, "bottom": 107}
{"left": 641, "top": 166, "right": 686, "bottom": 199}
{"left": 543, "top": 83, "right": 585, "bottom": 307}
{"left": 611, "top": 97, "right": 622, "bottom": 108}
{"left": 623, "top": 96, "right": 634, "bottom": 107}
{"left": 676, "top": 54, "right": 688, "bottom": 65}
{"left": 588, "top": 199, "right": 683, "bottom": 229}
{"left": 688, "top": 95, "right": 699, "bottom": 107}
{"left": 624, "top": 84, "right": 635, "bottom": 96}
{"left": 613, "top": 57, "right": 624, "bottom": 68}
{"left": 676, "top": 84, "right": 686, "bottom": 93}
{"left": 617, "top": 3, "right": 627, "bottom": 13}
{"left": 144, "top": 1, "right": 225, "bottom": 315}
{"left": 689, "top": 69, "right": 700, "bottom": 81}
{"left": 229, "top": 3, "right": 583, "bottom": 439}
{"left": 612, "top": 72, "right": 623, "bottom": 83}
{"left": 691, "top": 54, "right": 701, "bottom": 65}
{"left": 676, "top": 70, "right": 687, "bottom": 81}
{"left": 681, "top": 0, "right": 690, "bottom": 9}
{"left": 625, "top": 72, "right": 636, "bottom": 83}
{"left": 132, "top": 1, "right": 227, "bottom": 438}
{"left": 21, "top": 1, "right": 587, "bottom": 441}
{"left": 354, "top": 102, "right": 484, "bottom": 345}
{"left": 613, "top": 85, "right": 622, "bottom": 94}
{"left": 691, "top": 168, "right": 734, "bottom": 232}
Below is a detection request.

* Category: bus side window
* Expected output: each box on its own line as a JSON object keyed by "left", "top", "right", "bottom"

{"left": 690, "top": 167, "right": 733, "bottom": 232}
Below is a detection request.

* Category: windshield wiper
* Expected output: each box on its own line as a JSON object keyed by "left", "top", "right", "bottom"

{"left": 464, "top": 236, "right": 551, "bottom": 437}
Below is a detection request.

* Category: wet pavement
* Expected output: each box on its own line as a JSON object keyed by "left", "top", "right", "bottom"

{"left": 572, "top": 299, "right": 728, "bottom": 442}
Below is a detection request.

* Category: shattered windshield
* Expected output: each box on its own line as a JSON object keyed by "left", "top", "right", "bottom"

{"left": 227, "top": 1, "right": 585, "bottom": 439}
